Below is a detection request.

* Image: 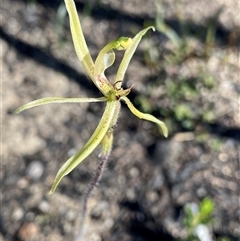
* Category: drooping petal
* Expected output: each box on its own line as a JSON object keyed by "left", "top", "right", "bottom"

{"left": 64, "top": 0, "right": 95, "bottom": 80}
{"left": 15, "top": 97, "right": 107, "bottom": 114}
{"left": 115, "top": 26, "right": 155, "bottom": 89}
{"left": 49, "top": 100, "right": 119, "bottom": 194}
{"left": 121, "top": 96, "right": 168, "bottom": 137}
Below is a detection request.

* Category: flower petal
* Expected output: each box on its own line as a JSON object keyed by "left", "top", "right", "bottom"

{"left": 64, "top": 0, "right": 95, "bottom": 80}
{"left": 121, "top": 96, "right": 168, "bottom": 137}
{"left": 94, "top": 37, "right": 132, "bottom": 77}
{"left": 115, "top": 26, "right": 155, "bottom": 89}
{"left": 15, "top": 97, "right": 107, "bottom": 114}
{"left": 49, "top": 100, "right": 119, "bottom": 194}
{"left": 93, "top": 37, "right": 132, "bottom": 96}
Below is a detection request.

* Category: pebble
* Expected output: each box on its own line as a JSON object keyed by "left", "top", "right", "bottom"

{"left": 39, "top": 200, "right": 50, "bottom": 213}
{"left": 152, "top": 175, "right": 164, "bottom": 189}
{"left": 12, "top": 208, "right": 24, "bottom": 221}
{"left": 196, "top": 187, "right": 207, "bottom": 198}
{"left": 126, "top": 188, "right": 135, "bottom": 200}
{"left": 26, "top": 211, "right": 35, "bottom": 221}
{"left": 194, "top": 224, "right": 212, "bottom": 241}
{"left": 129, "top": 167, "right": 139, "bottom": 177}
{"left": 146, "top": 190, "right": 158, "bottom": 202}
{"left": 91, "top": 201, "right": 109, "bottom": 218}
{"left": 68, "top": 148, "right": 77, "bottom": 157}
{"left": 66, "top": 210, "right": 76, "bottom": 221}
{"left": 26, "top": 160, "right": 44, "bottom": 180}
{"left": 117, "top": 174, "right": 126, "bottom": 185}
{"left": 218, "top": 153, "right": 228, "bottom": 162}
{"left": 17, "top": 177, "right": 29, "bottom": 189}
{"left": 88, "top": 233, "right": 102, "bottom": 241}
{"left": 18, "top": 222, "right": 39, "bottom": 240}
{"left": 104, "top": 218, "right": 114, "bottom": 229}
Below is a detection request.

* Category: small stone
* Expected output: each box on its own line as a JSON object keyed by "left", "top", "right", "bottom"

{"left": 126, "top": 188, "right": 135, "bottom": 200}
{"left": 12, "top": 208, "right": 24, "bottom": 221}
{"left": 117, "top": 174, "right": 126, "bottom": 185}
{"left": 17, "top": 177, "right": 29, "bottom": 189}
{"left": 18, "top": 222, "right": 39, "bottom": 240}
{"left": 146, "top": 190, "right": 158, "bottom": 202}
{"left": 129, "top": 167, "right": 139, "bottom": 177}
{"left": 172, "top": 228, "right": 181, "bottom": 238}
{"left": 218, "top": 153, "right": 228, "bottom": 162}
{"left": 68, "top": 148, "right": 77, "bottom": 157}
{"left": 196, "top": 187, "right": 207, "bottom": 198}
{"left": 152, "top": 175, "right": 164, "bottom": 189}
{"left": 26, "top": 161, "right": 44, "bottom": 180}
{"left": 194, "top": 224, "right": 212, "bottom": 241}
{"left": 88, "top": 233, "right": 102, "bottom": 241}
{"left": 39, "top": 200, "right": 50, "bottom": 213}
{"left": 66, "top": 210, "right": 76, "bottom": 221}
{"left": 26, "top": 211, "right": 35, "bottom": 221}
{"left": 104, "top": 218, "right": 114, "bottom": 229}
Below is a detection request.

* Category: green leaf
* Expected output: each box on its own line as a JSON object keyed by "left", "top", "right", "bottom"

{"left": 199, "top": 197, "right": 214, "bottom": 217}
{"left": 121, "top": 96, "right": 168, "bottom": 137}
{"left": 15, "top": 97, "right": 107, "bottom": 114}
{"left": 64, "top": 0, "right": 95, "bottom": 80}
{"left": 115, "top": 26, "right": 155, "bottom": 89}
{"left": 49, "top": 100, "right": 119, "bottom": 194}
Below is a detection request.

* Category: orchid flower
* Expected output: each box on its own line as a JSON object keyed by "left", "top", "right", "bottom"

{"left": 15, "top": 0, "right": 168, "bottom": 195}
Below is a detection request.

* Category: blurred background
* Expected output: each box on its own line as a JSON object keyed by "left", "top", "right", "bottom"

{"left": 1, "top": 0, "right": 239, "bottom": 240}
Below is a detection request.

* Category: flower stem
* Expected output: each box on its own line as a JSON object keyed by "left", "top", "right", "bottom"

{"left": 73, "top": 153, "right": 110, "bottom": 241}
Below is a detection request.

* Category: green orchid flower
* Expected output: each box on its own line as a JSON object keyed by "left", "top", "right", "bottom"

{"left": 15, "top": 0, "right": 168, "bottom": 194}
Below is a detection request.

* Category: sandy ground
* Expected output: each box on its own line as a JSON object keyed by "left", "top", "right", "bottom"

{"left": 1, "top": 0, "right": 239, "bottom": 240}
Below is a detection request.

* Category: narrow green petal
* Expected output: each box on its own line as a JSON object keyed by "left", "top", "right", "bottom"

{"left": 64, "top": 0, "right": 95, "bottom": 79}
{"left": 121, "top": 96, "right": 168, "bottom": 137}
{"left": 49, "top": 100, "right": 118, "bottom": 194}
{"left": 115, "top": 26, "right": 155, "bottom": 88}
{"left": 15, "top": 97, "right": 107, "bottom": 114}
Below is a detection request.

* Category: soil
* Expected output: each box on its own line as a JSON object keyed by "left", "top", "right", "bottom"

{"left": 1, "top": 0, "right": 240, "bottom": 241}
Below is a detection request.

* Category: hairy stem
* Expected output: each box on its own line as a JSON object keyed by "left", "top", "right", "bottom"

{"left": 73, "top": 153, "right": 110, "bottom": 241}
